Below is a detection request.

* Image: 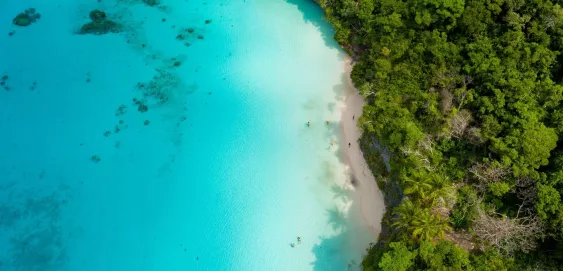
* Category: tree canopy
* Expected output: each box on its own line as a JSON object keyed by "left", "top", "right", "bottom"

{"left": 316, "top": 0, "right": 563, "bottom": 269}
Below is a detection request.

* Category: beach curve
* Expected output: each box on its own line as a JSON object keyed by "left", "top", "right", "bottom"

{"left": 340, "top": 56, "right": 386, "bottom": 238}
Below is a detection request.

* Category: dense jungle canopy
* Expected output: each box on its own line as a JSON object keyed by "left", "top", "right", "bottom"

{"left": 315, "top": 0, "right": 563, "bottom": 269}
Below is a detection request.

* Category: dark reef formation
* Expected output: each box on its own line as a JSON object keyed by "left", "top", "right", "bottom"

{"left": 142, "top": 0, "right": 160, "bottom": 6}
{"left": 89, "top": 10, "right": 106, "bottom": 23}
{"left": 13, "top": 8, "right": 41, "bottom": 27}
{"left": 1, "top": 74, "right": 9, "bottom": 91}
{"left": 90, "top": 155, "right": 101, "bottom": 163}
{"left": 79, "top": 10, "right": 122, "bottom": 35}
{"left": 115, "top": 104, "right": 127, "bottom": 116}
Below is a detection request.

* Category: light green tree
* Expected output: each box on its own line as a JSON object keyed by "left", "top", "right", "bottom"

{"left": 378, "top": 242, "right": 416, "bottom": 271}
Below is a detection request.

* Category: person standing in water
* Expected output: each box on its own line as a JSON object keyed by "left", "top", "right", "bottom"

{"left": 349, "top": 142, "right": 351, "bottom": 148}
{"left": 307, "top": 121, "right": 310, "bottom": 127}
{"left": 353, "top": 115, "right": 355, "bottom": 120}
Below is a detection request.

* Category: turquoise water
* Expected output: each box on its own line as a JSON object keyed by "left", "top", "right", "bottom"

{"left": 0, "top": 0, "right": 373, "bottom": 270}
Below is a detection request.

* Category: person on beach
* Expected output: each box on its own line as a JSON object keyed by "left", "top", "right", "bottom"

{"left": 353, "top": 115, "right": 355, "bottom": 120}
{"left": 349, "top": 142, "right": 351, "bottom": 148}
{"left": 326, "top": 120, "right": 330, "bottom": 125}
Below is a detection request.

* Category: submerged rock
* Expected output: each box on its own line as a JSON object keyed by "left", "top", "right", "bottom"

{"left": 80, "top": 20, "right": 121, "bottom": 35}
{"left": 89, "top": 10, "right": 106, "bottom": 23}
{"left": 13, "top": 8, "right": 41, "bottom": 27}
{"left": 143, "top": 0, "right": 160, "bottom": 6}
{"left": 91, "top": 155, "right": 101, "bottom": 163}
{"left": 79, "top": 10, "right": 122, "bottom": 35}
{"left": 138, "top": 103, "right": 148, "bottom": 113}
{"left": 13, "top": 14, "right": 31, "bottom": 26}
{"left": 115, "top": 104, "right": 127, "bottom": 116}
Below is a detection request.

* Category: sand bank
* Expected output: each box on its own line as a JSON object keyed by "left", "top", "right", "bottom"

{"left": 340, "top": 56, "right": 386, "bottom": 238}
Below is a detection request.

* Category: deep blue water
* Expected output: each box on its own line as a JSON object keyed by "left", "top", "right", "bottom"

{"left": 0, "top": 0, "right": 374, "bottom": 270}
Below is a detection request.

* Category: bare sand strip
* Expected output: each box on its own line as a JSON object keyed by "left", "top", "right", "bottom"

{"left": 340, "top": 56, "right": 386, "bottom": 238}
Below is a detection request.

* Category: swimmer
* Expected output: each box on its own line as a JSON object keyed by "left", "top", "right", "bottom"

{"left": 331, "top": 141, "right": 335, "bottom": 146}
{"left": 348, "top": 142, "right": 351, "bottom": 148}
{"left": 291, "top": 243, "right": 295, "bottom": 247}
{"left": 326, "top": 120, "right": 330, "bottom": 125}
{"left": 297, "top": 237, "right": 302, "bottom": 244}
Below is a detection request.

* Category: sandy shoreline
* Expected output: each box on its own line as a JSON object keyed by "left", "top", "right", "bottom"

{"left": 340, "top": 56, "right": 385, "bottom": 238}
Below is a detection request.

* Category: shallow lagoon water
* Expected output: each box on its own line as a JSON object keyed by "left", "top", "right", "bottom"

{"left": 0, "top": 0, "right": 374, "bottom": 270}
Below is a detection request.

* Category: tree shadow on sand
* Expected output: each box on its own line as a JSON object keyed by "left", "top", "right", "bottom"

{"left": 284, "top": 0, "right": 344, "bottom": 55}
{"left": 330, "top": 184, "right": 353, "bottom": 202}
{"left": 312, "top": 231, "right": 364, "bottom": 271}
{"left": 311, "top": 205, "right": 371, "bottom": 271}
{"left": 311, "top": 182, "right": 376, "bottom": 271}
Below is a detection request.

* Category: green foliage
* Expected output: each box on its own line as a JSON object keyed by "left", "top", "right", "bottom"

{"left": 316, "top": 0, "right": 563, "bottom": 268}
{"left": 418, "top": 240, "right": 471, "bottom": 270}
{"left": 361, "top": 239, "right": 513, "bottom": 271}
{"left": 402, "top": 170, "right": 456, "bottom": 207}
{"left": 378, "top": 242, "right": 416, "bottom": 271}
{"left": 469, "top": 249, "right": 516, "bottom": 271}
{"left": 450, "top": 185, "right": 478, "bottom": 229}
{"left": 536, "top": 183, "right": 563, "bottom": 238}
{"left": 488, "top": 182, "right": 511, "bottom": 197}
{"left": 393, "top": 199, "right": 452, "bottom": 241}
{"left": 536, "top": 184, "right": 560, "bottom": 221}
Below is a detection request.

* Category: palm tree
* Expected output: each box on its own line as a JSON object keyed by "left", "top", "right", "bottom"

{"left": 410, "top": 209, "right": 452, "bottom": 241}
{"left": 427, "top": 184, "right": 456, "bottom": 207}
{"left": 393, "top": 200, "right": 452, "bottom": 241}
{"left": 403, "top": 171, "right": 434, "bottom": 200}
{"left": 426, "top": 174, "right": 456, "bottom": 207}
{"left": 392, "top": 199, "right": 417, "bottom": 231}
{"left": 404, "top": 171, "right": 456, "bottom": 208}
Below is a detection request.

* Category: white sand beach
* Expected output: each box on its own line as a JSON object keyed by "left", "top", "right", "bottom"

{"left": 340, "top": 56, "right": 386, "bottom": 238}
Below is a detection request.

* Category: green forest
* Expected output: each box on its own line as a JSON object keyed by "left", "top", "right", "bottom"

{"left": 314, "top": 0, "right": 563, "bottom": 270}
